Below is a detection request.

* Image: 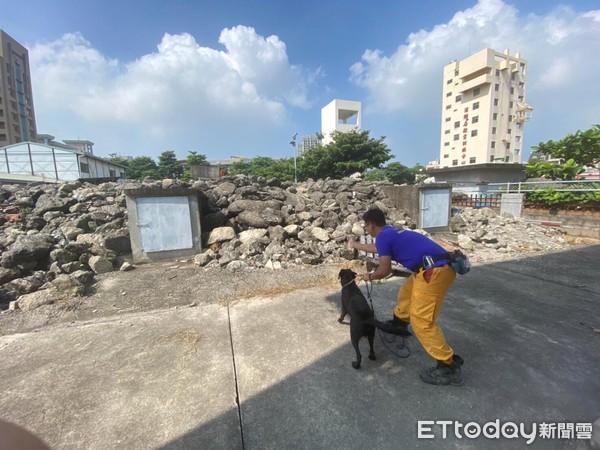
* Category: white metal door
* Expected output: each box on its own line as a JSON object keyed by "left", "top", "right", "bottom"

{"left": 136, "top": 196, "right": 193, "bottom": 252}
{"left": 420, "top": 189, "right": 450, "bottom": 229}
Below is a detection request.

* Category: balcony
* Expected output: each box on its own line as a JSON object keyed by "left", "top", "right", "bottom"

{"left": 458, "top": 74, "right": 493, "bottom": 93}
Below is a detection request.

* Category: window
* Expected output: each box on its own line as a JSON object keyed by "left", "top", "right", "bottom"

{"left": 494, "top": 99, "right": 499, "bottom": 106}
{"left": 109, "top": 169, "right": 116, "bottom": 177}
{"left": 445, "top": 117, "right": 451, "bottom": 122}
{"left": 493, "top": 112, "right": 498, "bottom": 120}
{"left": 454, "top": 121, "right": 460, "bottom": 128}
{"left": 452, "top": 159, "right": 458, "bottom": 166}
{"left": 80, "top": 162, "right": 90, "bottom": 173}
{"left": 473, "top": 87, "right": 480, "bottom": 96}
{"left": 515, "top": 135, "right": 521, "bottom": 143}
{"left": 443, "top": 154, "right": 449, "bottom": 158}
{"left": 492, "top": 127, "right": 496, "bottom": 134}
{"left": 447, "top": 79, "right": 452, "bottom": 84}
{"left": 511, "top": 73, "right": 516, "bottom": 81}
{"left": 455, "top": 95, "right": 462, "bottom": 102}
{"left": 495, "top": 83, "right": 499, "bottom": 92}
{"left": 506, "top": 143, "right": 511, "bottom": 150}
{"left": 495, "top": 69, "right": 500, "bottom": 76}
{"left": 445, "top": 129, "right": 450, "bottom": 134}
{"left": 0, "top": 121, "right": 4, "bottom": 129}
{"left": 507, "top": 128, "right": 512, "bottom": 134}
{"left": 446, "top": 92, "right": 452, "bottom": 97}
{"left": 509, "top": 101, "right": 514, "bottom": 108}
{"left": 510, "top": 87, "right": 514, "bottom": 94}
{"left": 508, "top": 115, "right": 512, "bottom": 122}
{"left": 454, "top": 134, "right": 460, "bottom": 141}
{"left": 469, "top": 157, "right": 476, "bottom": 163}
{"left": 490, "top": 155, "right": 495, "bottom": 162}
{"left": 446, "top": 105, "right": 451, "bottom": 110}
{"left": 0, "top": 134, "right": 6, "bottom": 141}
{"left": 491, "top": 141, "right": 496, "bottom": 149}
{"left": 472, "top": 116, "right": 479, "bottom": 124}
{"left": 473, "top": 102, "right": 479, "bottom": 110}
{"left": 455, "top": 69, "right": 459, "bottom": 76}
{"left": 444, "top": 142, "right": 450, "bottom": 146}
{"left": 471, "top": 130, "right": 478, "bottom": 137}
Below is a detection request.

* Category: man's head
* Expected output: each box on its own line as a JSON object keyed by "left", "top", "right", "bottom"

{"left": 362, "top": 208, "right": 386, "bottom": 236}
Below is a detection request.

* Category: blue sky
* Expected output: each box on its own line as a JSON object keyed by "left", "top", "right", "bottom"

{"left": 1, "top": 0, "right": 599, "bottom": 166}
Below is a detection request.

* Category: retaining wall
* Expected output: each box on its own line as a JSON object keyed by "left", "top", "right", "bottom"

{"left": 521, "top": 208, "right": 600, "bottom": 239}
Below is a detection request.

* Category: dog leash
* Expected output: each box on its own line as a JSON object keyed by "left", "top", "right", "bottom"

{"left": 362, "top": 280, "right": 411, "bottom": 359}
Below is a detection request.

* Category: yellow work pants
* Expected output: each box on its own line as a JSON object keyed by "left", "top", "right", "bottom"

{"left": 394, "top": 265, "right": 456, "bottom": 364}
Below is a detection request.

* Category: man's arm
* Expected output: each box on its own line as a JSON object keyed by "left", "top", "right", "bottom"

{"left": 347, "top": 240, "right": 377, "bottom": 254}
{"left": 364, "top": 256, "right": 392, "bottom": 282}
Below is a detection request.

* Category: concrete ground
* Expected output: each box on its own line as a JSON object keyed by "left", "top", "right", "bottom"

{"left": 1, "top": 245, "right": 599, "bottom": 449}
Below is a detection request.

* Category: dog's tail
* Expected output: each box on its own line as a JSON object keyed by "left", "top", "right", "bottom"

{"left": 364, "top": 318, "right": 413, "bottom": 336}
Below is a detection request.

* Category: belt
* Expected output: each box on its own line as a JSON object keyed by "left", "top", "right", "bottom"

{"left": 411, "top": 253, "right": 451, "bottom": 273}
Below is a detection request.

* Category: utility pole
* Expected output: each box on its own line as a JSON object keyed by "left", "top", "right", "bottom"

{"left": 290, "top": 133, "right": 298, "bottom": 183}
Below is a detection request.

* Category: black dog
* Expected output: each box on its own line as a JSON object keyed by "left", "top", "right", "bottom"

{"left": 338, "top": 269, "right": 376, "bottom": 369}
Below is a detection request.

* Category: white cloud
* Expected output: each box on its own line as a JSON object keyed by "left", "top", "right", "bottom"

{"left": 29, "top": 26, "right": 314, "bottom": 156}
{"left": 350, "top": 0, "right": 600, "bottom": 149}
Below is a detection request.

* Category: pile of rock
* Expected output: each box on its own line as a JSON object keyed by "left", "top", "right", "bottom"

{"left": 0, "top": 175, "right": 575, "bottom": 310}
{"left": 0, "top": 176, "right": 414, "bottom": 309}
{"left": 192, "top": 176, "right": 413, "bottom": 271}
{"left": 449, "top": 206, "right": 570, "bottom": 258}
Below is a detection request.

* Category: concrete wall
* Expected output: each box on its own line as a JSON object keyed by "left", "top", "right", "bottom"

{"left": 427, "top": 163, "right": 526, "bottom": 183}
{"left": 190, "top": 165, "right": 225, "bottom": 180}
{"left": 521, "top": 208, "right": 600, "bottom": 239}
{"left": 381, "top": 185, "right": 420, "bottom": 225}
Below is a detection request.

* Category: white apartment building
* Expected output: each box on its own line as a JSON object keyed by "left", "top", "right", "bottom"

{"left": 438, "top": 48, "right": 532, "bottom": 168}
{"left": 321, "top": 99, "right": 361, "bottom": 145}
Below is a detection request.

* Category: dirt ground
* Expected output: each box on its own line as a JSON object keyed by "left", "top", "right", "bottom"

{"left": 0, "top": 259, "right": 352, "bottom": 336}
{"left": 1, "top": 234, "right": 597, "bottom": 337}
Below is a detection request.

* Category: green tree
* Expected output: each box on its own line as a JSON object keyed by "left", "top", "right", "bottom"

{"left": 524, "top": 158, "right": 584, "bottom": 180}
{"left": 363, "top": 168, "right": 386, "bottom": 181}
{"left": 229, "top": 156, "right": 295, "bottom": 181}
{"left": 158, "top": 150, "right": 183, "bottom": 179}
{"left": 384, "top": 162, "right": 415, "bottom": 184}
{"left": 300, "top": 130, "right": 392, "bottom": 180}
{"left": 533, "top": 124, "right": 600, "bottom": 167}
{"left": 107, "top": 153, "right": 130, "bottom": 168}
{"left": 183, "top": 151, "right": 208, "bottom": 181}
{"left": 127, "top": 156, "right": 158, "bottom": 180}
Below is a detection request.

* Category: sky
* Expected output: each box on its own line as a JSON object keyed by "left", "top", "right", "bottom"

{"left": 1, "top": 0, "right": 599, "bottom": 166}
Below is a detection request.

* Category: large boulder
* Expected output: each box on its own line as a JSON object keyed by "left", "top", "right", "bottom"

{"left": 1, "top": 235, "right": 54, "bottom": 268}
{"left": 33, "top": 194, "right": 75, "bottom": 216}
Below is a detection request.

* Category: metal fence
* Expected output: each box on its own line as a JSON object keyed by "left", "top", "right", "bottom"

{"left": 452, "top": 193, "right": 502, "bottom": 209}
{"left": 486, "top": 180, "right": 600, "bottom": 193}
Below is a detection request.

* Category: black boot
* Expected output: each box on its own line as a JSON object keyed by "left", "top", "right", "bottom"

{"left": 383, "top": 316, "right": 412, "bottom": 336}
{"left": 419, "top": 354, "right": 464, "bottom": 386}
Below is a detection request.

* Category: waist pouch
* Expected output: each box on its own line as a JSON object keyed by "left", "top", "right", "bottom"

{"left": 447, "top": 249, "right": 471, "bottom": 275}
{"left": 419, "top": 250, "right": 471, "bottom": 275}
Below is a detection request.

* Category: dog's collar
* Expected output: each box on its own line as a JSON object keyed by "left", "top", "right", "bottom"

{"left": 341, "top": 279, "right": 357, "bottom": 288}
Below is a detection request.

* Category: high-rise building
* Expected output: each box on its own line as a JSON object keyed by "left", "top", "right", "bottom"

{"left": 438, "top": 48, "right": 532, "bottom": 168}
{"left": 0, "top": 30, "right": 37, "bottom": 147}
{"left": 321, "top": 99, "right": 361, "bottom": 145}
{"left": 297, "top": 134, "right": 322, "bottom": 157}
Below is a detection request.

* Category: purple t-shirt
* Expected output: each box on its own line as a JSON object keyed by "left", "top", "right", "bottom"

{"left": 375, "top": 226, "right": 449, "bottom": 271}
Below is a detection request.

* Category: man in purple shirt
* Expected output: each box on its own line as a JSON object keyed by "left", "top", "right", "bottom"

{"left": 348, "top": 208, "right": 464, "bottom": 386}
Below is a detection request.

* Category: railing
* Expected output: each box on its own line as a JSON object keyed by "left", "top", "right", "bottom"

{"left": 487, "top": 180, "right": 600, "bottom": 193}
{"left": 452, "top": 193, "right": 502, "bottom": 209}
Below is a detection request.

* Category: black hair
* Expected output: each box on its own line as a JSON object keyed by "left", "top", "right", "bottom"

{"left": 362, "top": 208, "right": 386, "bottom": 227}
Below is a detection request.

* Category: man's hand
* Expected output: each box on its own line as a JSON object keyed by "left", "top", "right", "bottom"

{"left": 347, "top": 239, "right": 356, "bottom": 250}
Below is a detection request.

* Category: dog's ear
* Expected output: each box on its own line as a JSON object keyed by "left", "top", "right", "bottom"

{"left": 351, "top": 270, "right": 357, "bottom": 278}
